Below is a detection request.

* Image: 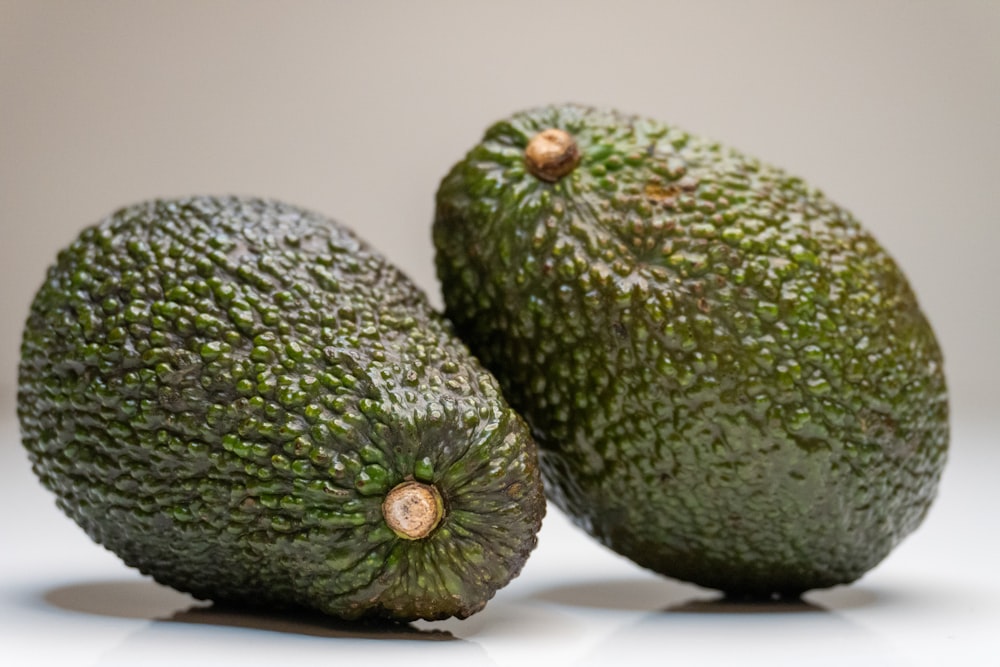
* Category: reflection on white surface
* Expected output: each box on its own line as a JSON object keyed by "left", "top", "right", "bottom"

{"left": 43, "top": 579, "right": 455, "bottom": 641}
{"left": 2, "top": 419, "right": 999, "bottom": 666}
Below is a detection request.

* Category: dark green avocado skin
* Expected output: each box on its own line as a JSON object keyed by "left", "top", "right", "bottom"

{"left": 18, "top": 196, "right": 545, "bottom": 621}
{"left": 433, "top": 104, "right": 948, "bottom": 597}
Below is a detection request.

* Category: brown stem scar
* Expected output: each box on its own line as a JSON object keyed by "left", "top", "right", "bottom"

{"left": 525, "top": 128, "right": 581, "bottom": 182}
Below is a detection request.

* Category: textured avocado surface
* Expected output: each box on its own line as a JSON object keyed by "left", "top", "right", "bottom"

{"left": 18, "top": 196, "right": 545, "bottom": 621}
{"left": 434, "top": 104, "right": 948, "bottom": 597}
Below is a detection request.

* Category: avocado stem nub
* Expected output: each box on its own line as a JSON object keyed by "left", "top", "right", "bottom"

{"left": 383, "top": 481, "right": 444, "bottom": 540}
{"left": 525, "top": 128, "right": 580, "bottom": 182}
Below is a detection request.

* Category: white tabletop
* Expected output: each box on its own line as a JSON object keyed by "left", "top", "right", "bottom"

{"left": 2, "top": 416, "right": 997, "bottom": 666}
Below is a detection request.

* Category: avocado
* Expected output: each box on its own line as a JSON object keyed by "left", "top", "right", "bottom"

{"left": 17, "top": 196, "right": 545, "bottom": 621}
{"left": 433, "top": 104, "right": 948, "bottom": 597}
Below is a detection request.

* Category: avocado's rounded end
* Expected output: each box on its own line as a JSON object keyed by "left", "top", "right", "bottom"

{"left": 525, "top": 128, "right": 580, "bottom": 182}
{"left": 382, "top": 481, "right": 445, "bottom": 540}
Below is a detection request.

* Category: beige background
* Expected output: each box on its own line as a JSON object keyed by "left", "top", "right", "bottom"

{"left": 2, "top": 0, "right": 997, "bottom": 424}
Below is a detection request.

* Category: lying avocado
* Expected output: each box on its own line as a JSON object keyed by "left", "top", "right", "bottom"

{"left": 433, "top": 104, "right": 948, "bottom": 597}
{"left": 18, "top": 196, "right": 545, "bottom": 621}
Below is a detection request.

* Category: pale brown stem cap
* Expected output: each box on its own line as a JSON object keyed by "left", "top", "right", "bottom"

{"left": 382, "top": 481, "right": 445, "bottom": 540}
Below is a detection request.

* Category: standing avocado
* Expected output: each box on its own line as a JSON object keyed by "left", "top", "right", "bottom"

{"left": 18, "top": 196, "right": 545, "bottom": 621}
{"left": 434, "top": 104, "right": 948, "bottom": 597}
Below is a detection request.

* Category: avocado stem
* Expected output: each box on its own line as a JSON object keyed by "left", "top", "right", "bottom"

{"left": 525, "top": 129, "right": 580, "bottom": 182}
{"left": 382, "top": 481, "right": 444, "bottom": 540}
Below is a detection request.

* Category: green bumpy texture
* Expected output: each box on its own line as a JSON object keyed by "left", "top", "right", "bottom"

{"left": 18, "top": 196, "right": 545, "bottom": 621}
{"left": 433, "top": 104, "right": 948, "bottom": 596}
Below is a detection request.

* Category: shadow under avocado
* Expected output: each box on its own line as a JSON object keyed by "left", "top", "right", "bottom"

{"left": 43, "top": 579, "right": 456, "bottom": 641}
{"left": 667, "top": 595, "right": 826, "bottom": 614}
{"left": 531, "top": 576, "right": 881, "bottom": 614}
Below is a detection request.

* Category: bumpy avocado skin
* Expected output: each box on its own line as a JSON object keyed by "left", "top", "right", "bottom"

{"left": 18, "top": 196, "right": 545, "bottom": 621}
{"left": 433, "top": 104, "right": 948, "bottom": 597}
